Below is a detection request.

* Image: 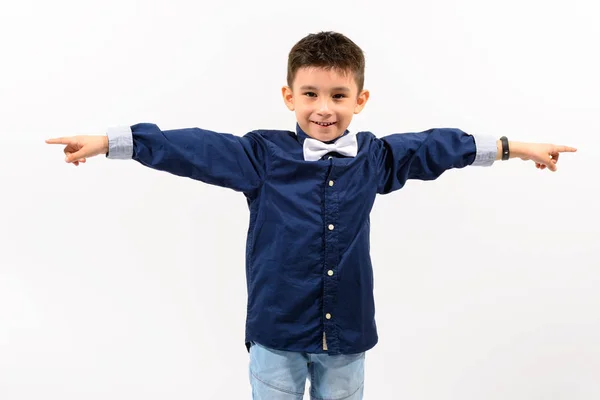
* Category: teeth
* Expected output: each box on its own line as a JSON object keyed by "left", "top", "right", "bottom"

{"left": 314, "top": 121, "right": 335, "bottom": 126}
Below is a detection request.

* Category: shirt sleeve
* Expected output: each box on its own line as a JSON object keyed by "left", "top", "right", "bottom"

{"left": 105, "top": 122, "right": 269, "bottom": 193}
{"left": 373, "top": 128, "right": 497, "bottom": 194}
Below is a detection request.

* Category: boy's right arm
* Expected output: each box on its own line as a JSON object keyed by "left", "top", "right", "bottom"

{"left": 46, "top": 123, "right": 270, "bottom": 194}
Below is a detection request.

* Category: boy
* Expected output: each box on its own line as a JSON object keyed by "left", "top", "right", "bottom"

{"left": 46, "top": 31, "right": 576, "bottom": 399}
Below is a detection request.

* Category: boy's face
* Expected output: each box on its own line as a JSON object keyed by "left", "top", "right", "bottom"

{"left": 282, "top": 67, "right": 369, "bottom": 142}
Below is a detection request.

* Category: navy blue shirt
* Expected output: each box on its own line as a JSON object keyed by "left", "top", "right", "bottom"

{"left": 106, "top": 122, "right": 497, "bottom": 355}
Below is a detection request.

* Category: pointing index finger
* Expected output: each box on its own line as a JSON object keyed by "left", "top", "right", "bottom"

{"left": 45, "top": 137, "right": 70, "bottom": 144}
{"left": 556, "top": 145, "right": 577, "bottom": 153}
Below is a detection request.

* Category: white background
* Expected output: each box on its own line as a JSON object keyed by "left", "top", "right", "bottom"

{"left": 1, "top": 0, "right": 599, "bottom": 398}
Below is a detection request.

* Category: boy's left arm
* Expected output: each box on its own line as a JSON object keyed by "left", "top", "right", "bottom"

{"left": 373, "top": 129, "right": 577, "bottom": 194}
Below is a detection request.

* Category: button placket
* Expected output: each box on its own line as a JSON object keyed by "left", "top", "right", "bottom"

{"left": 326, "top": 175, "right": 336, "bottom": 280}
{"left": 322, "top": 167, "right": 341, "bottom": 352}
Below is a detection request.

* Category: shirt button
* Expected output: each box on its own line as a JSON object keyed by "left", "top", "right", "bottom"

{"left": 329, "top": 180, "right": 334, "bottom": 187}
{"left": 327, "top": 270, "right": 334, "bottom": 276}
{"left": 328, "top": 156, "right": 333, "bottom": 160}
{"left": 328, "top": 224, "right": 334, "bottom": 231}
{"left": 325, "top": 313, "right": 332, "bottom": 320}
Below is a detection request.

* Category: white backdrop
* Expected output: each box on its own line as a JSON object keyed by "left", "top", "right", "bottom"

{"left": 1, "top": 0, "right": 599, "bottom": 399}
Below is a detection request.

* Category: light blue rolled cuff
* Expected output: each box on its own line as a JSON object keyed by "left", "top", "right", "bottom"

{"left": 106, "top": 125, "right": 133, "bottom": 159}
{"left": 471, "top": 134, "right": 497, "bottom": 166}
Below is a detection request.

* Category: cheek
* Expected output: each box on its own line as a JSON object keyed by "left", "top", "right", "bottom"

{"left": 295, "top": 105, "right": 312, "bottom": 117}
{"left": 339, "top": 108, "right": 353, "bottom": 119}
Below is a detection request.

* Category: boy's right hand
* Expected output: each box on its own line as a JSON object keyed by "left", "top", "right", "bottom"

{"left": 45, "top": 135, "right": 109, "bottom": 166}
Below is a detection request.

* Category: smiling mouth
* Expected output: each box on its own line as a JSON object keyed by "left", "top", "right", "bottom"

{"left": 311, "top": 121, "right": 336, "bottom": 127}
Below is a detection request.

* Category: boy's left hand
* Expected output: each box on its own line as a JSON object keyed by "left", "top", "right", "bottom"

{"left": 508, "top": 141, "right": 577, "bottom": 172}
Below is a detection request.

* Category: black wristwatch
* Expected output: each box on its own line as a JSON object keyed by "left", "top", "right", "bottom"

{"left": 500, "top": 136, "right": 509, "bottom": 160}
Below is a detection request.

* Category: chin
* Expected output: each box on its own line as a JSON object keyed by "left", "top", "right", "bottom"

{"left": 307, "top": 125, "right": 345, "bottom": 142}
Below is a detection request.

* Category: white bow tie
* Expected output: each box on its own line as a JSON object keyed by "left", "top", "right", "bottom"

{"left": 303, "top": 133, "right": 358, "bottom": 161}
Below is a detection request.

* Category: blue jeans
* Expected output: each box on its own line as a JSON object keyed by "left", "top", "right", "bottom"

{"left": 248, "top": 341, "right": 365, "bottom": 399}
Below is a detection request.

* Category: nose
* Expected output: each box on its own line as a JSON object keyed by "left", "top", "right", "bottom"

{"left": 317, "top": 98, "right": 332, "bottom": 116}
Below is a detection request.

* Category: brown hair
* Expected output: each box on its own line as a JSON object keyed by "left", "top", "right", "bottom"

{"left": 287, "top": 31, "right": 366, "bottom": 93}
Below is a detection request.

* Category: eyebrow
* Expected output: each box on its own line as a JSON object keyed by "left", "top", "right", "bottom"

{"left": 299, "top": 85, "right": 351, "bottom": 92}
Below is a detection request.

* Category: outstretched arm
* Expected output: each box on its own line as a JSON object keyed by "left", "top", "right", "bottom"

{"left": 374, "top": 128, "right": 496, "bottom": 194}
{"left": 46, "top": 123, "right": 270, "bottom": 194}
{"left": 374, "top": 128, "right": 577, "bottom": 194}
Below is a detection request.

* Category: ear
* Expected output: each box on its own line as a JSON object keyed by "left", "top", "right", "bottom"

{"left": 282, "top": 86, "right": 295, "bottom": 111}
{"left": 354, "top": 89, "right": 370, "bottom": 114}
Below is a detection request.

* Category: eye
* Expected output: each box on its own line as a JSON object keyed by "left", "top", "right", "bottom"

{"left": 333, "top": 94, "right": 347, "bottom": 99}
{"left": 303, "top": 92, "right": 317, "bottom": 97}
